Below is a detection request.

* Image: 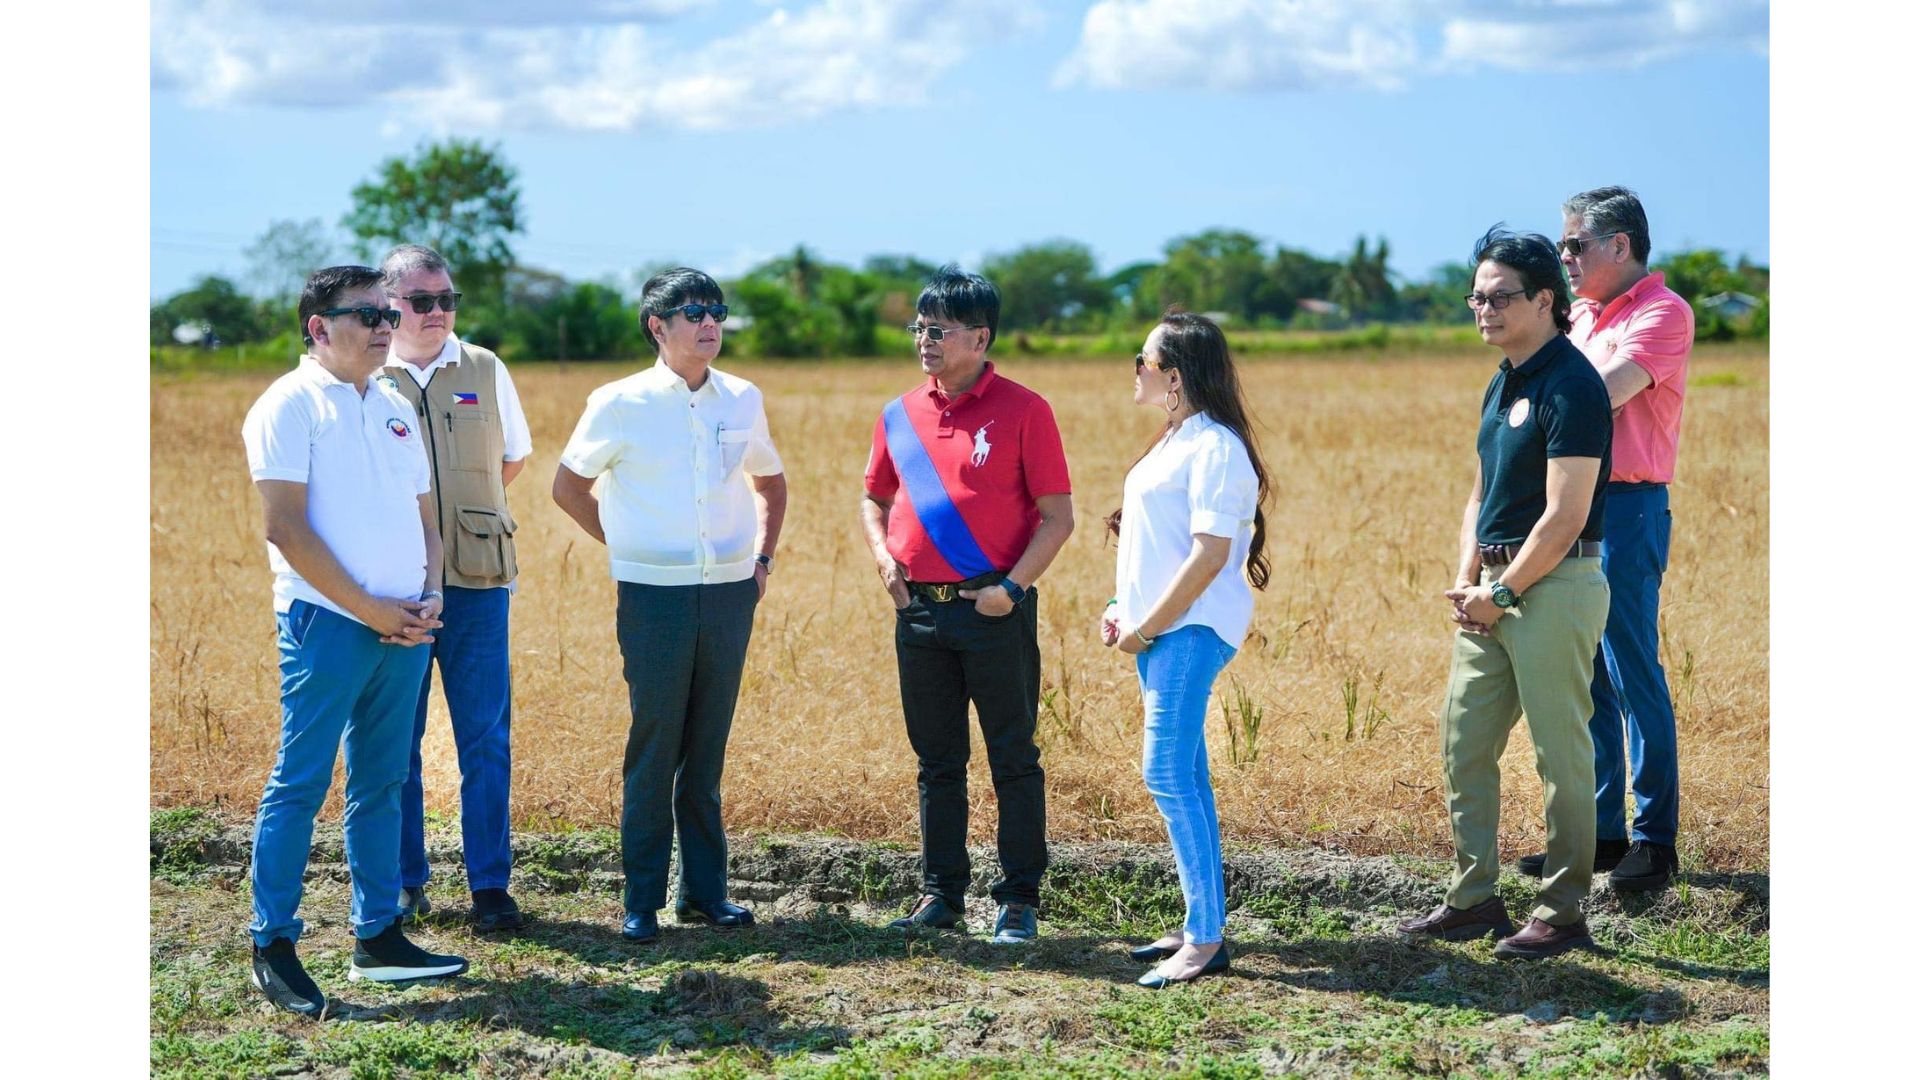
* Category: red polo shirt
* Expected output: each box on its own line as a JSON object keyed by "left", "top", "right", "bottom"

{"left": 864, "top": 363, "right": 1072, "bottom": 583}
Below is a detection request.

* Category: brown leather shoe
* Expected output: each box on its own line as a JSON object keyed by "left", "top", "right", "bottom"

{"left": 1493, "top": 917, "right": 1594, "bottom": 959}
{"left": 1396, "top": 897, "right": 1515, "bottom": 942}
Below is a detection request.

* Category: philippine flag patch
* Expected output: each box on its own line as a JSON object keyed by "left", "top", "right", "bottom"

{"left": 452, "top": 392, "right": 480, "bottom": 406}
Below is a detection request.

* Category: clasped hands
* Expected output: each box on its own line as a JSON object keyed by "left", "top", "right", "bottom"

{"left": 1443, "top": 583, "right": 1506, "bottom": 636}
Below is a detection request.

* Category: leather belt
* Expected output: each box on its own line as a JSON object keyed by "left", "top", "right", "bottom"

{"left": 907, "top": 570, "right": 1005, "bottom": 604}
{"left": 1479, "top": 539, "right": 1603, "bottom": 567}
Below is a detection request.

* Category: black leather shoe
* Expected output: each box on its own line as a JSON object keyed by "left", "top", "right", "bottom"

{"left": 621, "top": 911, "right": 660, "bottom": 942}
{"left": 1129, "top": 941, "right": 1181, "bottom": 963}
{"left": 1517, "top": 838, "right": 1629, "bottom": 878}
{"left": 471, "top": 888, "right": 525, "bottom": 933}
{"left": 675, "top": 898, "right": 755, "bottom": 928}
{"left": 1137, "top": 942, "right": 1231, "bottom": 989}
{"left": 1610, "top": 841, "right": 1678, "bottom": 892}
{"left": 1494, "top": 917, "right": 1594, "bottom": 959}
{"left": 888, "top": 894, "right": 965, "bottom": 931}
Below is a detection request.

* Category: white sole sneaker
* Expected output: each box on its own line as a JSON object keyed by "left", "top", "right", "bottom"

{"left": 347, "top": 958, "right": 468, "bottom": 982}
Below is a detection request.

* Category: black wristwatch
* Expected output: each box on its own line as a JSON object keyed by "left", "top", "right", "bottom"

{"left": 1489, "top": 580, "right": 1519, "bottom": 609}
{"left": 1000, "top": 578, "right": 1027, "bottom": 605}
{"left": 754, "top": 553, "right": 773, "bottom": 574}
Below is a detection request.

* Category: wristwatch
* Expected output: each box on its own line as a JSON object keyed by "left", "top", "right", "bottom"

{"left": 754, "top": 553, "right": 774, "bottom": 574}
{"left": 1489, "top": 580, "right": 1519, "bottom": 609}
{"left": 1000, "top": 578, "right": 1027, "bottom": 605}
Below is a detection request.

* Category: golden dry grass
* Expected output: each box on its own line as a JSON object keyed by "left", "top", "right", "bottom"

{"left": 150, "top": 343, "right": 1769, "bottom": 869}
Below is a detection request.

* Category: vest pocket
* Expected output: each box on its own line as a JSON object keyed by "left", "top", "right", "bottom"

{"left": 446, "top": 410, "right": 496, "bottom": 473}
{"left": 451, "top": 505, "right": 518, "bottom": 583}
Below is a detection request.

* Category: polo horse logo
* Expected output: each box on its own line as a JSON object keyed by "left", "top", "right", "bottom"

{"left": 970, "top": 421, "right": 995, "bottom": 467}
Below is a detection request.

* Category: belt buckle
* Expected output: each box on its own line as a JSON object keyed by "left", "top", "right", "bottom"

{"left": 926, "top": 583, "right": 957, "bottom": 603}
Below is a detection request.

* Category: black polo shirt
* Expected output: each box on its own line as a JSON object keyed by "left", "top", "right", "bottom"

{"left": 1475, "top": 333, "right": 1612, "bottom": 545}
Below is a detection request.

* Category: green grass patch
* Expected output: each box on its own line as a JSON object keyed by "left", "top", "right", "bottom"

{"left": 150, "top": 806, "right": 222, "bottom": 882}
{"left": 1040, "top": 865, "right": 1186, "bottom": 938}
{"left": 1692, "top": 370, "right": 1750, "bottom": 387}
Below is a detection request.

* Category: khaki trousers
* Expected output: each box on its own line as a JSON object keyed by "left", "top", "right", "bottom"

{"left": 1441, "top": 556, "right": 1609, "bottom": 925}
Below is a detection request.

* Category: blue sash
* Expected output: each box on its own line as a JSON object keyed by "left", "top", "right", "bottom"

{"left": 881, "top": 396, "right": 995, "bottom": 579}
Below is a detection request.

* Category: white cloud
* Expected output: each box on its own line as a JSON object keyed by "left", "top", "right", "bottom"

{"left": 153, "top": 0, "right": 1038, "bottom": 131}
{"left": 1055, "top": 0, "right": 1769, "bottom": 92}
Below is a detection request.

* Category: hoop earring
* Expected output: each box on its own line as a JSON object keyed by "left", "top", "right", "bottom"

{"left": 1164, "top": 387, "right": 1180, "bottom": 414}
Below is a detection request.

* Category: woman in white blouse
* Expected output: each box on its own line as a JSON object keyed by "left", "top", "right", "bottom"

{"left": 1100, "top": 311, "right": 1271, "bottom": 988}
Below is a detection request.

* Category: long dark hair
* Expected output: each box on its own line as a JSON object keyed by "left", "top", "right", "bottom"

{"left": 1105, "top": 310, "right": 1272, "bottom": 590}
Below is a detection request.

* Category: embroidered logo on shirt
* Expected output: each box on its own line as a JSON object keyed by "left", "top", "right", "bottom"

{"left": 970, "top": 421, "right": 995, "bottom": 467}
{"left": 376, "top": 374, "right": 399, "bottom": 391}
{"left": 452, "top": 392, "right": 480, "bottom": 405}
{"left": 1508, "top": 398, "right": 1531, "bottom": 428}
{"left": 387, "top": 418, "right": 412, "bottom": 439}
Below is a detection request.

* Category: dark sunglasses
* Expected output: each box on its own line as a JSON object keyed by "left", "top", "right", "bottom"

{"left": 907, "top": 322, "right": 983, "bottom": 341}
{"left": 1558, "top": 231, "right": 1621, "bottom": 257}
{"left": 399, "top": 291, "right": 461, "bottom": 314}
{"left": 320, "top": 305, "right": 402, "bottom": 329}
{"left": 660, "top": 302, "right": 728, "bottom": 324}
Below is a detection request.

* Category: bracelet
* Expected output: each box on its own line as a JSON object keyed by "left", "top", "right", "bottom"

{"left": 1132, "top": 628, "right": 1155, "bottom": 649}
{"left": 421, "top": 590, "right": 444, "bottom": 603}
{"left": 1105, "top": 598, "right": 1118, "bottom": 607}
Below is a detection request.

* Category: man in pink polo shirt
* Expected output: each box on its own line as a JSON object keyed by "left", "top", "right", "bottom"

{"left": 1514, "top": 187, "right": 1695, "bottom": 892}
{"left": 859, "top": 265, "right": 1075, "bottom": 945}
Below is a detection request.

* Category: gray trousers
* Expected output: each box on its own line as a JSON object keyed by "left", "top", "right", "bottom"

{"left": 614, "top": 578, "right": 758, "bottom": 913}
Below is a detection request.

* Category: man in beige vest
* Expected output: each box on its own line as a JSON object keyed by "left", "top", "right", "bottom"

{"left": 379, "top": 244, "right": 533, "bottom": 932}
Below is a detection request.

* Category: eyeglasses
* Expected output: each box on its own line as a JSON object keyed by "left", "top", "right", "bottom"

{"left": 659, "top": 303, "right": 728, "bottom": 324}
{"left": 320, "top": 306, "right": 402, "bottom": 329}
{"left": 907, "top": 323, "right": 983, "bottom": 341}
{"left": 1463, "top": 289, "right": 1529, "bottom": 311}
{"left": 398, "top": 291, "right": 461, "bottom": 314}
{"left": 1558, "top": 231, "right": 1621, "bottom": 257}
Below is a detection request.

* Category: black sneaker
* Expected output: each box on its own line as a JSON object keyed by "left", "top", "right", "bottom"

{"left": 398, "top": 885, "right": 431, "bottom": 924}
{"left": 1516, "top": 838, "right": 1629, "bottom": 878}
{"left": 471, "top": 888, "right": 525, "bottom": 933}
{"left": 1610, "top": 841, "right": 1679, "bottom": 892}
{"left": 349, "top": 923, "right": 470, "bottom": 983}
{"left": 250, "top": 938, "right": 328, "bottom": 1018}
{"left": 888, "top": 894, "right": 964, "bottom": 931}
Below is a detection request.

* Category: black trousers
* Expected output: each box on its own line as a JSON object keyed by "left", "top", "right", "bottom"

{"left": 893, "top": 587, "right": 1047, "bottom": 908}
{"left": 614, "top": 578, "right": 758, "bottom": 913}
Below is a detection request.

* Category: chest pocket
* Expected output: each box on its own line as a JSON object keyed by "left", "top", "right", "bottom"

{"left": 444, "top": 409, "right": 497, "bottom": 473}
{"left": 718, "top": 429, "right": 751, "bottom": 481}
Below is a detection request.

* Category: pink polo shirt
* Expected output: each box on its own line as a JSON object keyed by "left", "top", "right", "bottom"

{"left": 1568, "top": 271, "right": 1695, "bottom": 484}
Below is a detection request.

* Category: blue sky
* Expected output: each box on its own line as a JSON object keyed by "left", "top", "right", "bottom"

{"left": 150, "top": 0, "right": 1769, "bottom": 299}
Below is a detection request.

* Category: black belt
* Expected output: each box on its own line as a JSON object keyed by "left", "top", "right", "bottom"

{"left": 1479, "top": 540, "right": 1603, "bottom": 567}
{"left": 907, "top": 570, "right": 1005, "bottom": 604}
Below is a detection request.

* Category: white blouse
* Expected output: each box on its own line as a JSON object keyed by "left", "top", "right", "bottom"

{"left": 1114, "top": 412, "right": 1261, "bottom": 650}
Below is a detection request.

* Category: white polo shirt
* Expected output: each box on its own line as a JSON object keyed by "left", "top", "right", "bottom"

{"left": 559, "top": 359, "right": 783, "bottom": 586}
{"left": 1114, "top": 411, "right": 1261, "bottom": 650}
{"left": 242, "top": 355, "right": 434, "bottom": 622}
{"left": 391, "top": 334, "right": 534, "bottom": 461}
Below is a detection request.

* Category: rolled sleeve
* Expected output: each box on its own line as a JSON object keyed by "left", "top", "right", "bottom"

{"left": 495, "top": 360, "right": 534, "bottom": 461}
{"left": 1187, "top": 432, "right": 1256, "bottom": 538}
{"left": 242, "top": 391, "right": 312, "bottom": 483}
{"left": 559, "top": 390, "right": 624, "bottom": 478}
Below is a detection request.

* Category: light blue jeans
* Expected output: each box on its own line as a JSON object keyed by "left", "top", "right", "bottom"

{"left": 249, "top": 601, "right": 430, "bottom": 946}
{"left": 1136, "top": 624, "right": 1237, "bottom": 945}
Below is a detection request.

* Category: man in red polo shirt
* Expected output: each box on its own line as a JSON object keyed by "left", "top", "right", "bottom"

{"left": 1513, "top": 187, "right": 1695, "bottom": 892}
{"left": 859, "top": 265, "right": 1075, "bottom": 945}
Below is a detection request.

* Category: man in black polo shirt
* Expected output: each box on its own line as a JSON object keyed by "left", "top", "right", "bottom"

{"left": 1398, "top": 228, "right": 1612, "bottom": 960}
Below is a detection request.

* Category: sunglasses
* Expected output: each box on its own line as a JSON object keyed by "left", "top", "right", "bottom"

{"left": 1558, "top": 231, "right": 1621, "bottom": 257}
{"left": 320, "top": 305, "right": 402, "bottom": 329}
{"left": 398, "top": 291, "right": 461, "bottom": 314}
{"left": 660, "top": 303, "right": 728, "bottom": 324}
{"left": 907, "top": 323, "right": 983, "bottom": 341}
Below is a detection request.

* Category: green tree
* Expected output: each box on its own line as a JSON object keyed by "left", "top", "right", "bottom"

{"left": 1264, "top": 245, "right": 1341, "bottom": 322}
{"left": 1137, "top": 229, "right": 1271, "bottom": 322}
{"left": 503, "top": 280, "right": 638, "bottom": 361}
{"left": 1330, "top": 235, "right": 1396, "bottom": 322}
{"left": 981, "top": 240, "right": 1111, "bottom": 331}
{"left": 151, "top": 275, "right": 272, "bottom": 345}
{"left": 730, "top": 253, "right": 880, "bottom": 358}
{"left": 245, "top": 218, "right": 337, "bottom": 305}
{"left": 342, "top": 139, "right": 523, "bottom": 300}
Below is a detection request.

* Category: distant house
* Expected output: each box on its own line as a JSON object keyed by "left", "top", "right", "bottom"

{"left": 1699, "top": 291, "right": 1762, "bottom": 318}
{"left": 1296, "top": 298, "right": 1343, "bottom": 317}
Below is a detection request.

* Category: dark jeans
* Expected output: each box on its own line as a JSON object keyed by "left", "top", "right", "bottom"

{"left": 1588, "top": 482, "right": 1680, "bottom": 846}
{"left": 614, "top": 578, "right": 759, "bottom": 914}
{"left": 400, "top": 585, "right": 514, "bottom": 892}
{"left": 894, "top": 587, "right": 1047, "bottom": 908}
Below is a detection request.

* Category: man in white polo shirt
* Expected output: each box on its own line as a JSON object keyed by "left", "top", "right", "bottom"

{"left": 241, "top": 265, "right": 470, "bottom": 1018}
{"left": 552, "top": 267, "right": 787, "bottom": 945}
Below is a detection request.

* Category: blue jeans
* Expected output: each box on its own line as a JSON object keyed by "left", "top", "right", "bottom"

{"left": 1588, "top": 483, "right": 1680, "bottom": 846}
{"left": 249, "top": 601, "right": 431, "bottom": 946}
{"left": 400, "top": 585, "right": 514, "bottom": 892}
{"left": 1136, "top": 624, "right": 1237, "bottom": 945}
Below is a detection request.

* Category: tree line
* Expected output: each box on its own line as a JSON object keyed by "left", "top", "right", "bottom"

{"left": 153, "top": 140, "right": 1770, "bottom": 361}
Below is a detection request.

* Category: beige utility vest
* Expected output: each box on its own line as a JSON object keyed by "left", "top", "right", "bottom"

{"left": 381, "top": 344, "right": 519, "bottom": 589}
